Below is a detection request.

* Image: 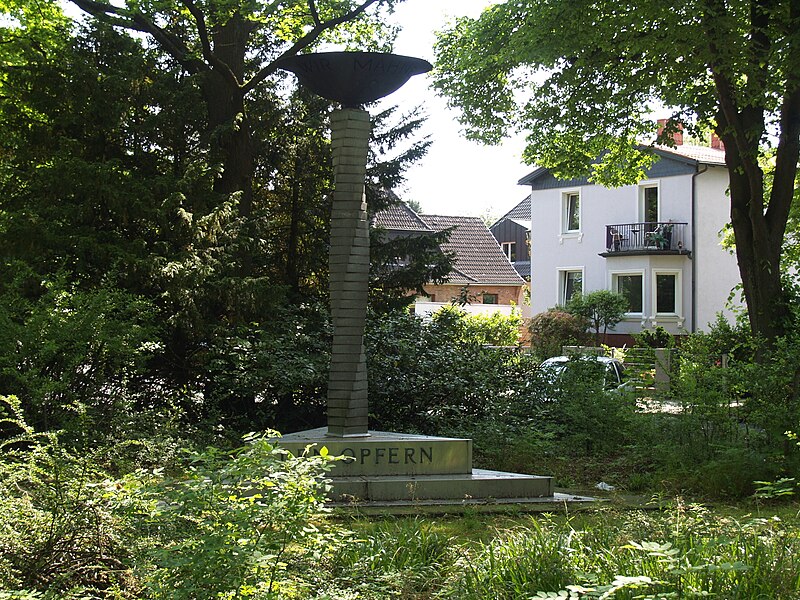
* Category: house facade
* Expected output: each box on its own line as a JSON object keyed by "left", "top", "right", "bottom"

{"left": 372, "top": 204, "right": 525, "bottom": 316}
{"left": 520, "top": 139, "right": 742, "bottom": 341}
{"left": 490, "top": 195, "right": 532, "bottom": 280}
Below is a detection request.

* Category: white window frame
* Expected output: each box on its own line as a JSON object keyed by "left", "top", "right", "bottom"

{"left": 558, "top": 267, "right": 584, "bottom": 306}
{"left": 639, "top": 181, "right": 661, "bottom": 224}
{"left": 561, "top": 190, "right": 581, "bottom": 235}
{"left": 652, "top": 269, "right": 682, "bottom": 317}
{"left": 501, "top": 241, "right": 516, "bottom": 261}
{"left": 610, "top": 269, "right": 645, "bottom": 316}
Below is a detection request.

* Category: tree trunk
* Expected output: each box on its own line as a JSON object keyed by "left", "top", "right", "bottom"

{"left": 721, "top": 126, "right": 790, "bottom": 341}
{"left": 200, "top": 13, "right": 256, "bottom": 217}
{"left": 285, "top": 159, "right": 302, "bottom": 297}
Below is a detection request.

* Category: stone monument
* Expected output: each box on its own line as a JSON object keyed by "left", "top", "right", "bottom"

{"left": 275, "top": 52, "right": 577, "bottom": 507}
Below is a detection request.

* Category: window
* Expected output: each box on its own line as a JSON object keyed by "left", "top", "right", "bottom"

{"left": 612, "top": 272, "right": 643, "bottom": 314}
{"left": 501, "top": 241, "right": 516, "bottom": 262}
{"left": 642, "top": 185, "right": 659, "bottom": 224}
{"left": 562, "top": 191, "right": 580, "bottom": 233}
{"left": 654, "top": 271, "right": 681, "bottom": 315}
{"left": 482, "top": 293, "right": 498, "bottom": 304}
{"left": 559, "top": 269, "right": 583, "bottom": 305}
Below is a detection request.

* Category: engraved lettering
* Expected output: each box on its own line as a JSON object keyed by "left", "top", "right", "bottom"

{"left": 360, "top": 448, "right": 371, "bottom": 463}
{"left": 374, "top": 448, "right": 386, "bottom": 464}
{"left": 388, "top": 447, "right": 399, "bottom": 464}
{"left": 404, "top": 447, "right": 416, "bottom": 464}
{"left": 420, "top": 446, "right": 433, "bottom": 464}
{"left": 341, "top": 447, "right": 356, "bottom": 463}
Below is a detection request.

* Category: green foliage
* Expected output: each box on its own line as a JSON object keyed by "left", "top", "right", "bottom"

{"left": 204, "top": 302, "right": 331, "bottom": 431}
{"left": 328, "top": 518, "right": 453, "bottom": 596}
{"left": 366, "top": 307, "right": 533, "bottom": 433}
{"left": 432, "top": 305, "right": 522, "bottom": 346}
{"left": 441, "top": 507, "right": 800, "bottom": 599}
{"left": 529, "top": 308, "right": 588, "bottom": 359}
{"left": 0, "top": 275, "right": 158, "bottom": 443}
{"left": 0, "top": 395, "right": 137, "bottom": 597}
{"left": 109, "top": 432, "right": 337, "bottom": 599}
{"left": 566, "top": 290, "right": 629, "bottom": 346}
{"left": 1, "top": 397, "right": 339, "bottom": 598}
{"left": 635, "top": 326, "right": 675, "bottom": 349}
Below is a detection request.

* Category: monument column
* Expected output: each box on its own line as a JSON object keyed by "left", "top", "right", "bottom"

{"left": 327, "top": 108, "right": 371, "bottom": 437}
{"left": 275, "top": 52, "right": 560, "bottom": 505}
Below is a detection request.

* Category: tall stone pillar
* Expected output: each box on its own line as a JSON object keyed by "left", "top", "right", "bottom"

{"left": 327, "top": 108, "right": 371, "bottom": 437}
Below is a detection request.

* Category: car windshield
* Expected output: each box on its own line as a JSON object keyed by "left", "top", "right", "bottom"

{"left": 540, "top": 357, "right": 623, "bottom": 389}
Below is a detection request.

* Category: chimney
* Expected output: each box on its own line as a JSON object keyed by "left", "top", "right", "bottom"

{"left": 657, "top": 118, "right": 684, "bottom": 146}
{"left": 711, "top": 133, "right": 725, "bottom": 150}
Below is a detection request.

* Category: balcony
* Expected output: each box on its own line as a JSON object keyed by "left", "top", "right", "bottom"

{"left": 602, "top": 222, "right": 690, "bottom": 256}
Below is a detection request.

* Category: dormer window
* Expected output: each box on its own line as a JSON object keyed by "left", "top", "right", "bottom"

{"left": 501, "top": 241, "right": 516, "bottom": 262}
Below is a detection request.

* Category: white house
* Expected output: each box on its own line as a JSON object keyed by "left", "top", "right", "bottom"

{"left": 520, "top": 133, "right": 742, "bottom": 341}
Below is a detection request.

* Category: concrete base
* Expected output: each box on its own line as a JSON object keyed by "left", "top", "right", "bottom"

{"left": 277, "top": 428, "right": 571, "bottom": 506}
{"left": 331, "top": 492, "right": 601, "bottom": 515}
{"left": 330, "top": 468, "right": 553, "bottom": 502}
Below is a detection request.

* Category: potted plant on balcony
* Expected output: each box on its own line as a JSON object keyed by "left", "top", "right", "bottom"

{"left": 653, "top": 223, "right": 673, "bottom": 250}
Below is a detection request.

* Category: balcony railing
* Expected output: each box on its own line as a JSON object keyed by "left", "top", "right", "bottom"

{"left": 604, "top": 222, "right": 688, "bottom": 254}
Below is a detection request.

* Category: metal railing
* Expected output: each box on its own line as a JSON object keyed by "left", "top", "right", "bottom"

{"left": 605, "top": 222, "right": 688, "bottom": 253}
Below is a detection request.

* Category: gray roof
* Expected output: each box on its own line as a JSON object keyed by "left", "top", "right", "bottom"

{"left": 493, "top": 195, "right": 532, "bottom": 226}
{"left": 512, "top": 260, "right": 531, "bottom": 279}
{"left": 371, "top": 202, "right": 432, "bottom": 232}
{"left": 420, "top": 215, "right": 524, "bottom": 286}
{"left": 518, "top": 144, "right": 727, "bottom": 187}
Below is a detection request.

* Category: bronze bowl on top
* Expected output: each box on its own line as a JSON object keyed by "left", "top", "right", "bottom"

{"left": 275, "top": 51, "right": 432, "bottom": 106}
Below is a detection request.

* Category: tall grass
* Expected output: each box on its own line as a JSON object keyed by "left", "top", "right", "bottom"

{"left": 326, "top": 517, "right": 453, "bottom": 597}
{"left": 441, "top": 504, "right": 800, "bottom": 599}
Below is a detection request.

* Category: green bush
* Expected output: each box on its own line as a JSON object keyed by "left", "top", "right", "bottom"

{"left": 0, "top": 277, "right": 158, "bottom": 446}
{"left": 366, "top": 308, "right": 536, "bottom": 433}
{"left": 635, "top": 326, "right": 674, "bottom": 348}
{"left": 0, "top": 395, "right": 136, "bottom": 598}
{"left": 109, "top": 432, "right": 337, "bottom": 600}
{"left": 529, "top": 308, "right": 587, "bottom": 358}
{"left": 566, "top": 289, "right": 628, "bottom": 346}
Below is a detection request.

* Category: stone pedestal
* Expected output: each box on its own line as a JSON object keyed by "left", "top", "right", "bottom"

{"left": 278, "top": 428, "right": 556, "bottom": 504}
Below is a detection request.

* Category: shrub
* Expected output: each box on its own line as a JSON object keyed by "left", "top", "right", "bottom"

{"left": 0, "top": 278, "right": 158, "bottom": 447}
{"left": 366, "top": 308, "right": 535, "bottom": 433}
{"left": 529, "top": 308, "right": 587, "bottom": 359}
{"left": 635, "top": 326, "right": 674, "bottom": 348}
{"left": 0, "top": 395, "right": 136, "bottom": 597}
{"left": 109, "top": 432, "right": 338, "bottom": 600}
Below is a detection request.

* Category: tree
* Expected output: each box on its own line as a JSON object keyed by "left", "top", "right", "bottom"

{"left": 434, "top": 0, "right": 800, "bottom": 342}
{"left": 567, "top": 290, "right": 628, "bottom": 346}
{"left": 66, "top": 0, "right": 402, "bottom": 218}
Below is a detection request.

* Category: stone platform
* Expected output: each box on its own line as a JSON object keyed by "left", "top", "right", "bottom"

{"left": 277, "top": 428, "right": 567, "bottom": 505}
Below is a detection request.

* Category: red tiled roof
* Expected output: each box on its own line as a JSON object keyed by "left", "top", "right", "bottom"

{"left": 655, "top": 144, "right": 726, "bottom": 166}
{"left": 420, "top": 215, "right": 524, "bottom": 286}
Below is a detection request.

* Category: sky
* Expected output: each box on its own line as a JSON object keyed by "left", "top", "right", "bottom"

{"left": 377, "top": 0, "right": 531, "bottom": 221}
